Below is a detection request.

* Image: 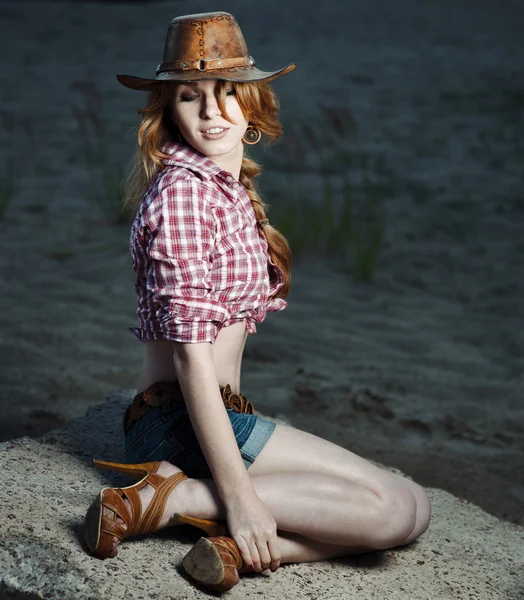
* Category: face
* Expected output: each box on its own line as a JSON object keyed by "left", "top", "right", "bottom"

{"left": 170, "top": 80, "right": 249, "bottom": 160}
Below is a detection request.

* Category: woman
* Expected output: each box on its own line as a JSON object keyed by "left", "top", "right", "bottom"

{"left": 84, "top": 11, "right": 431, "bottom": 593}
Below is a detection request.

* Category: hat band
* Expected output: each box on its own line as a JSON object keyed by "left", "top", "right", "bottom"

{"left": 156, "top": 55, "right": 255, "bottom": 75}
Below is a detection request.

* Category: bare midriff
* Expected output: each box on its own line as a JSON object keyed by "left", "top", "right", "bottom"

{"left": 135, "top": 320, "right": 249, "bottom": 395}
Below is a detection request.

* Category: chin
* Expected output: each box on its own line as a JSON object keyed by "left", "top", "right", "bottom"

{"left": 203, "top": 141, "right": 241, "bottom": 157}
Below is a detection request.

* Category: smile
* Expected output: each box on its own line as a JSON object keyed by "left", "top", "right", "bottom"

{"left": 201, "top": 127, "right": 229, "bottom": 141}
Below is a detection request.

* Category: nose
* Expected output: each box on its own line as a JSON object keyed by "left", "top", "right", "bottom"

{"left": 200, "top": 92, "right": 222, "bottom": 120}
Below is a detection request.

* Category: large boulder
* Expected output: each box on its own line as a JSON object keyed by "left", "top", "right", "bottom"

{"left": 0, "top": 391, "right": 522, "bottom": 600}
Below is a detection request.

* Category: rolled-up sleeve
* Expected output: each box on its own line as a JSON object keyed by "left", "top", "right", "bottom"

{"left": 146, "top": 178, "right": 230, "bottom": 343}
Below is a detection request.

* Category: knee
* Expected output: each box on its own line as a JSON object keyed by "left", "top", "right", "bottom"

{"left": 403, "top": 482, "right": 432, "bottom": 544}
{"left": 367, "top": 484, "right": 422, "bottom": 550}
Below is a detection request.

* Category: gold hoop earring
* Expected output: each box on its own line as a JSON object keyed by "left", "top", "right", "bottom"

{"left": 243, "top": 125, "right": 261, "bottom": 145}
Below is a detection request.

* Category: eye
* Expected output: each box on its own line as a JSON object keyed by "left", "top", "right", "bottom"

{"left": 226, "top": 89, "right": 236, "bottom": 96}
{"left": 180, "top": 94, "right": 198, "bottom": 102}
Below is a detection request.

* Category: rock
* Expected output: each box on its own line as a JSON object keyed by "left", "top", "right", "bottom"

{"left": 0, "top": 391, "right": 523, "bottom": 600}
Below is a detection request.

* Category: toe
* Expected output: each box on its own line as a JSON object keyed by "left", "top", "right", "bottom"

{"left": 110, "top": 517, "right": 126, "bottom": 557}
{"left": 101, "top": 505, "right": 127, "bottom": 557}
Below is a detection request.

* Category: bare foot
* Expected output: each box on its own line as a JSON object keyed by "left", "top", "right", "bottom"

{"left": 102, "top": 461, "right": 188, "bottom": 557}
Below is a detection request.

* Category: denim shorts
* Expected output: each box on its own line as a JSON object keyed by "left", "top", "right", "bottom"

{"left": 124, "top": 392, "right": 276, "bottom": 479}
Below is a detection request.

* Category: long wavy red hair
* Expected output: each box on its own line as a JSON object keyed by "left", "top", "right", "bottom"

{"left": 123, "top": 80, "right": 291, "bottom": 299}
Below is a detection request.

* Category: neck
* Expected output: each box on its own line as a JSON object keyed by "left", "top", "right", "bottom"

{"left": 207, "top": 142, "right": 244, "bottom": 180}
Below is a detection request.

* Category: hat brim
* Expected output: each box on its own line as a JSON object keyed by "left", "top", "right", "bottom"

{"left": 116, "top": 63, "right": 296, "bottom": 91}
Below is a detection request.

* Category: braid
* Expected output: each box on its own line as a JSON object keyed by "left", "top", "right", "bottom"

{"left": 240, "top": 155, "right": 292, "bottom": 299}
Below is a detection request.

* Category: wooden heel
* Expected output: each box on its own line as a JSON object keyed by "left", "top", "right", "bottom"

{"left": 173, "top": 513, "right": 228, "bottom": 537}
{"left": 92, "top": 459, "right": 161, "bottom": 479}
{"left": 182, "top": 536, "right": 243, "bottom": 592}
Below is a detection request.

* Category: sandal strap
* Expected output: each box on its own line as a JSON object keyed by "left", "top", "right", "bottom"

{"left": 135, "top": 472, "right": 188, "bottom": 535}
{"left": 94, "top": 468, "right": 188, "bottom": 545}
{"left": 141, "top": 472, "right": 165, "bottom": 488}
{"left": 100, "top": 517, "right": 127, "bottom": 539}
{"left": 100, "top": 491, "right": 130, "bottom": 522}
{"left": 99, "top": 489, "right": 137, "bottom": 541}
{"left": 120, "top": 486, "right": 144, "bottom": 535}
{"left": 209, "top": 536, "right": 243, "bottom": 570}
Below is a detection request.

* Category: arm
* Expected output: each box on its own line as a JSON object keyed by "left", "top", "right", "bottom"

{"left": 172, "top": 342, "right": 280, "bottom": 573}
{"left": 172, "top": 341, "right": 253, "bottom": 500}
{"left": 146, "top": 177, "right": 230, "bottom": 344}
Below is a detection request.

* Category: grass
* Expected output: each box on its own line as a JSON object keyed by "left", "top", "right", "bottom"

{"left": 72, "top": 80, "right": 133, "bottom": 226}
{"left": 267, "top": 171, "right": 384, "bottom": 283}
{"left": 261, "top": 92, "right": 522, "bottom": 287}
{"left": 350, "top": 176, "right": 383, "bottom": 282}
{"left": 260, "top": 107, "right": 386, "bottom": 282}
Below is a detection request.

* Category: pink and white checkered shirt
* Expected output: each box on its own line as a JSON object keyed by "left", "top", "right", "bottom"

{"left": 129, "top": 141, "right": 287, "bottom": 344}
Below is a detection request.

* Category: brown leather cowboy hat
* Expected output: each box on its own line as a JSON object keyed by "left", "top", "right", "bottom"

{"left": 117, "top": 11, "right": 296, "bottom": 90}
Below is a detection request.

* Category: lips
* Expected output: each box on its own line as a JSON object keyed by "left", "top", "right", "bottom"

{"left": 201, "top": 127, "right": 229, "bottom": 140}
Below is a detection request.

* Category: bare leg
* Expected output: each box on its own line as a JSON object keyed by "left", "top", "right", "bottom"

{"left": 248, "top": 424, "right": 432, "bottom": 546}
{"left": 105, "top": 461, "right": 420, "bottom": 561}
{"left": 276, "top": 531, "right": 371, "bottom": 563}
{"left": 178, "top": 471, "right": 417, "bottom": 547}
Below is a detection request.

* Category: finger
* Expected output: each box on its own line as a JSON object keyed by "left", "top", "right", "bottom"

{"left": 256, "top": 540, "right": 272, "bottom": 572}
{"left": 247, "top": 539, "right": 262, "bottom": 573}
{"left": 234, "top": 535, "right": 254, "bottom": 571}
{"left": 267, "top": 535, "right": 281, "bottom": 572}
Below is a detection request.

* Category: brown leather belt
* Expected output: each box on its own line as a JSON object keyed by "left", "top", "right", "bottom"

{"left": 123, "top": 380, "right": 255, "bottom": 434}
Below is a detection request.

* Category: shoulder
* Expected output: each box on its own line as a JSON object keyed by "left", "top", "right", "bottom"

{"left": 144, "top": 167, "right": 218, "bottom": 229}
{"left": 156, "top": 167, "right": 222, "bottom": 210}
{"left": 158, "top": 165, "right": 210, "bottom": 194}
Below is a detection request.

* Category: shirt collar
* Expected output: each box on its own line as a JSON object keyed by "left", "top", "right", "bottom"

{"left": 162, "top": 140, "right": 230, "bottom": 181}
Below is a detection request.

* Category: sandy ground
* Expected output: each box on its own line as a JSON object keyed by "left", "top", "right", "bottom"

{"left": 0, "top": 0, "right": 523, "bottom": 528}
{"left": 2, "top": 401, "right": 524, "bottom": 600}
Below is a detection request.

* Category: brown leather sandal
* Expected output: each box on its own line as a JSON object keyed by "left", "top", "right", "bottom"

{"left": 181, "top": 532, "right": 247, "bottom": 593}
{"left": 84, "top": 460, "right": 226, "bottom": 559}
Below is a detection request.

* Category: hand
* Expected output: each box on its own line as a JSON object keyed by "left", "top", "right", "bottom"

{"left": 224, "top": 491, "right": 281, "bottom": 573}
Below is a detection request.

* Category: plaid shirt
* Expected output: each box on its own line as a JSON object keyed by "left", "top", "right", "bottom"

{"left": 129, "top": 141, "right": 287, "bottom": 344}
